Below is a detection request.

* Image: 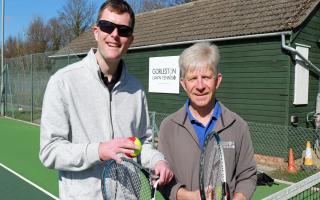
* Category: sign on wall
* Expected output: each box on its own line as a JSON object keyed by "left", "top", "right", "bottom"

{"left": 148, "top": 56, "right": 180, "bottom": 94}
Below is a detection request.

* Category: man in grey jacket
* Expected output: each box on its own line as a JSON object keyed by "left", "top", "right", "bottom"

{"left": 158, "top": 42, "right": 257, "bottom": 200}
{"left": 39, "top": 1, "right": 172, "bottom": 199}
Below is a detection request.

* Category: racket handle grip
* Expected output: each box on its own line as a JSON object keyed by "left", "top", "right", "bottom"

{"left": 222, "top": 182, "right": 230, "bottom": 200}
{"left": 153, "top": 179, "right": 160, "bottom": 188}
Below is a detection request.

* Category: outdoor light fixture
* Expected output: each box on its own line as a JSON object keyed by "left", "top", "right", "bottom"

{"left": 290, "top": 115, "right": 298, "bottom": 126}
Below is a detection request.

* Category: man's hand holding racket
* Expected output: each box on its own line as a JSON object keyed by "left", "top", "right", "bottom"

{"left": 177, "top": 186, "right": 216, "bottom": 200}
{"left": 100, "top": 136, "right": 173, "bottom": 200}
{"left": 99, "top": 136, "right": 173, "bottom": 184}
{"left": 153, "top": 160, "right": 173, "bottom": 186}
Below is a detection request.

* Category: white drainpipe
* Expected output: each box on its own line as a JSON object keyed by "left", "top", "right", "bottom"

{"left": 281, "top": 34, "right": 320, "bottom": 126}
{"left": 281, "top": 34, "right": 320, "bottom": 75}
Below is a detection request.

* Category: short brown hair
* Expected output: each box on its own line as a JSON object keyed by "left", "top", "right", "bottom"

{"left": 97, "top": 0, "right": 135, "bottom": 30}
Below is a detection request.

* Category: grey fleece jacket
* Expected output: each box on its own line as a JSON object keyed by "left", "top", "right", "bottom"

{"left": 39, "top": 49, "right": 164, "bottom": 200}
{"left": 158, "top": 103, "right": 257, "bottom": 200}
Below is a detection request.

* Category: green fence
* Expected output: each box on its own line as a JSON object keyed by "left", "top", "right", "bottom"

{"left": 1, "top": 52, "right": 319, "bottom": 175}
{"left": 149, "top": 111, "right": 320, "bottom": 182}
{"left": 149, "top": 111, "right": 317, "bottom": 160}
{"left": 1, "top": 51, "right": 81, "bottom": 122}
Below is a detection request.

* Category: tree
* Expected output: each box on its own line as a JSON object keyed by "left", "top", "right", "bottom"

{"left": 58, "top": 0, "right": 96, "bottom": 44}
{"left": 140, "top": 0, "right": 164, "bottom": 12}
{"left": 129, "top": 0, "right": 199, "bottom": 13}
{"left": 25, "top": 16, "right": 50, "bottom": 53}
{"left": 4, "top": 36, "right": 25, "bottom": 58}
{"left": 47, "top": 17, "right": 64, "bottom": 51}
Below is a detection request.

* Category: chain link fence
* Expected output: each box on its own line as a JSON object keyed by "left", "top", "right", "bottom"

{"left": 149, "top": 112, "right": 316, "bottom": 160}
{"left": 149, "top": 111, "right": 320, "bottom": 182}
{"left": 0, "top": 62, "right": 4, "bottom": 116}
{"left": 1, "top": 51, "right": 81, "bottom": 122}
{"left": 1, "top": 53, "right": 319, "bottom": 183}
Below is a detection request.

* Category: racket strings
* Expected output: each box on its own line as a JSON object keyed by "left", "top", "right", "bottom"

{"left": 204, "top": 139, "right": 223, "bottom": 199}
{"left": 103, "top": 161, "right": 141, "bottom": 199}
{"left": 102, "top": 159, "right": 153, "bottom": 200}
{"left": 125, "top": 163, "right": 142, "bottom": 198}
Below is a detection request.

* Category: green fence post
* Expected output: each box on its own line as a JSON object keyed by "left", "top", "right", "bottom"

{"left": 31, "top": 54, "right": 34, "bottom": 123}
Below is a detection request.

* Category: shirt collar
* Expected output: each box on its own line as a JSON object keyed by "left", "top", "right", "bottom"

{"left": 185, "top": 98, "right": 220, "bottom": 123}
{"left": 99, "top": 60, "right": 123, "bottom": 91}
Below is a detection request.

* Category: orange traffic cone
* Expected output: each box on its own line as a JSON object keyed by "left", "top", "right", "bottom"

{"left": 287, "top": 148, "right": 297, "bottom": 173}
{"left": 304, "top": 141, "right": 313, "bottom": 166}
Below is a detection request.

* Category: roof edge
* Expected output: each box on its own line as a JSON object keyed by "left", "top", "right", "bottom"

{"left": 292, "top": 0, "right": 320, "bottom": 28}
{"left": 130, "top": 31, "right": 292, "bottom": 50}
{"left": 50, "top": 31, "right": 292, "bottom": 58}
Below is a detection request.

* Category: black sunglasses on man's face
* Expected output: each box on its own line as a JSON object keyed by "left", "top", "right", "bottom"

{"left": 97, "top": 20, "right": 133, "bottom": 37}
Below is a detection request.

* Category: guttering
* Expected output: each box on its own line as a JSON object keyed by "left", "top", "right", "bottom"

{"left": 130, "top": 31, "right": 292, "bottom": 50}
{"left": 51, "top": 31, "right": 292, "bottom": 58}
{"left": 281, "top": 33, "right": 320, "bottom": 115}
{"left": 281, "top": 34, "right": 320, "bottom": 76}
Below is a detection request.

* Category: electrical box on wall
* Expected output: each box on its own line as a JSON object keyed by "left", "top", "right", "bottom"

{"left": 290, "top": 115, "right": 298, "bottom": 126}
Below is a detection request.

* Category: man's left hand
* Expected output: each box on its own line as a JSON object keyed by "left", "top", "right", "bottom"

{"left": 153, "top": 160, "right": 173, "bottom": 186}
{"left": 233, "top": 192, "right": 247, "bottom": 200}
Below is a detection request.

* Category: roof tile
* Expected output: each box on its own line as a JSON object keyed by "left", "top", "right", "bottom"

{"left": 56, "top": 0, "right": 320, "bottom": 55}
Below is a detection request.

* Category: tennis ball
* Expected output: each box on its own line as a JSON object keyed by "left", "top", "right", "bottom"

{"left": 125, "top": 136, "right": 142, "bottom": 158}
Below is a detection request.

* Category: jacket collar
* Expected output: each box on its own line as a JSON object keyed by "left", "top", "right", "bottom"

{"left": 84, "top": 48, "right": 128, "bottom": 90}
{"left": 214, "top": 103, "right": 236, "bottom": 133}
{"left": 171, "top": 102, "right": 236, "bottom": 135}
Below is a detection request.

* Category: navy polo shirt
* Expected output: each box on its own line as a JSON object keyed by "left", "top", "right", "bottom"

{"left": 186, "top": 99, "right": 221, "bottom": 149}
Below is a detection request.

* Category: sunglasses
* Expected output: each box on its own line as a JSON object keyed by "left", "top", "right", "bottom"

{"left": 97, "top": 20, "right": 133, "bottom": 37}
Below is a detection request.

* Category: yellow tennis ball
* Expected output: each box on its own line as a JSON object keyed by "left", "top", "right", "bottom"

{"left": 125, "top": 136, "right": 142, "bottom": 158}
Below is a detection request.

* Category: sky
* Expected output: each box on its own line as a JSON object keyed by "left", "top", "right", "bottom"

{"left": 0, "top": 0, "right": 105, "bottom": 42}
{"left": 0, "top": 0, "right": 178, "bottom": 43}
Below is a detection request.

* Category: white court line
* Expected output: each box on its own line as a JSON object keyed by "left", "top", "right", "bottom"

{"left": 0, "top": 162, "right": 59, "bottom": 200}
{"left": 1, "top": 116, "right": 40, "bottom": 127}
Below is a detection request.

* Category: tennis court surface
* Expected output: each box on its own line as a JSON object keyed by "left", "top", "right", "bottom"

{"left": 1, "top": 116, "right": 319, "bottom": 200}
{"left": 0, "top": 117, "right": 58, "bottom": 199}
{"left": 0, "top": 163, "right": 57, "bottom": 200}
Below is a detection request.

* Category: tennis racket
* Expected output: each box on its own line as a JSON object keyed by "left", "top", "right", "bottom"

{"left": 199, "top": 131, "right": 230, "bottom": 200}
{"left": 101, "top": 157, "right": 160, "bottom": 200}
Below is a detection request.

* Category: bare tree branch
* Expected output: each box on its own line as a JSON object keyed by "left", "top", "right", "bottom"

{"left": 26, "top": 16, "right": 50, "bottom": 53}
{"left": 58, "top": 0, "right": 96, "bottom": 44}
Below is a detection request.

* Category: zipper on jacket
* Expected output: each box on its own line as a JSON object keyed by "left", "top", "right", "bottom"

{"left": 109, "top": 92, "right": 115, "bottom": 139}
{"left": 98, "top": 71, "right": 115, "bottom": 139}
